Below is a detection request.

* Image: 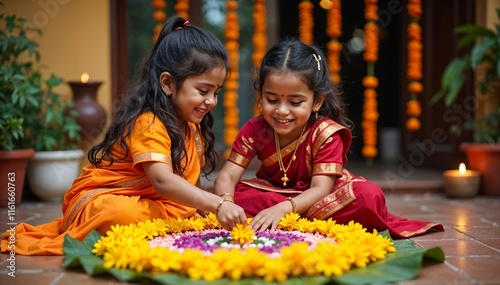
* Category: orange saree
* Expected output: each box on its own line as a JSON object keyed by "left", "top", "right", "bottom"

{"left": 1, "top": 112, "right": 202, "bottom": 255}
{"left": 228, "top": 116, "right": 443, "bottom": 238}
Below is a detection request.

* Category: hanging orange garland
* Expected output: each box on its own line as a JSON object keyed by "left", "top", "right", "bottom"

{"left": 152, "top": 0, "right": 167, "bottom": 42}
{"left": 298, "top": 0, "right": 314, "bottom": 45}
{"left": 361, "top": 0, "right": 379, "bottom": 161}
{"left": 252, "top": 0, "right": 267, "bottom": 117}
{"left": 322, "top": 0, "right": 342, "bottom": 85}
{"left": 406, "top": 0, "right": 423, "bottom": 132}
{"left": 175, "top": 0, "right": 190, "bottom": 19}
{"left": 224, "top": 0, "right": 240, "bottom": 156}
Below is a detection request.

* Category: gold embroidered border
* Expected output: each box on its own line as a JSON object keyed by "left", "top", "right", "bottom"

{"left": 228, "top": 151, "right": 252, "bottom": 168}
{"left": 61, "top": 177, "right": 150, "bottom": 231}
{"left": 262, "top": 129, "right": 310, "bottom": 167}
{"left": 190, "top": 123, "right": 204, "bottom": 166}
{"left": 399, "top": 223, "right": 442, "bottom": 238}
{"left": 313, "top": 162, "right": 343, "bottom": 175}
{"left": 239, "top": 179, "right": 303, "bottom": 194}
{"left": 311, "top": 121, "right": 346, "bottom": 158}
{"left": 304, "top": 180, "right": 357, "bottom": 220}
{"left": 133, "top": 152, "right": 171, "bottom": 165}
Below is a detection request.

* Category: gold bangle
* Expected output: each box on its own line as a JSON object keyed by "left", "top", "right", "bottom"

{"left": 215, "top": 198, "right": 233, "bottom": 216}
{"left": 286, "top": 197, "right": 297, "bottom": 213}
{"left": 219, "top": 193, "right": 234, "bottom": 200}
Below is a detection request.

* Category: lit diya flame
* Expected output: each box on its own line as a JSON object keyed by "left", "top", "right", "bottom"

{"left": 80, "top": 72, "right": 90, "bottom": 83}
{"left": 459, "top": 163, "right": 466, "bottom": 175}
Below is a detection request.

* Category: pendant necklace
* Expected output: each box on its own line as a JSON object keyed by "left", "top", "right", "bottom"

{"left": 274, "top": 125, "right": 306, "bottom": 186}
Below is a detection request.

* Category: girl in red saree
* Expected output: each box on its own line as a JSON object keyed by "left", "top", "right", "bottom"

{"left": 214, "top": 38, "right": 443, "bottom": 238}
{"left": 1, "top": 17, "right": 246, "bottom": 255}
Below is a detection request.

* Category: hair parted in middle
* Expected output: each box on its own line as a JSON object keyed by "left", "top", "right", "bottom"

{"left": 88, "top": 16, "right": 230, "bottom": 177}
{"left": 254, "top": 37, "right": 352, "bottom": 129}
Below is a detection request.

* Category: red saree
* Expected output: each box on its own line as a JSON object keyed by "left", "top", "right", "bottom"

{"left": 1, "top": 112, "right": 201, "bottom": 255}
{"left": 228, "top": 116, "right": 443, "bottom": 238}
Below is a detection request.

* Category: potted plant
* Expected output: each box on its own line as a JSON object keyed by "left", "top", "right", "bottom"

{"left": 432, "top": 9, "right": 500, "bottom": 196}
{"left": 0, "top": 9, "right": 83, "bottom": 203}
{"left": 0, "top": 11, "right": 40, "bottom": 206}
{"left": 25, "top": 73, "right": 84, "bottom": 202}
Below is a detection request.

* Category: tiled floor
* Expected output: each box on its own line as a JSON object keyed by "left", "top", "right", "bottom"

{"left": 1, "top": 162, "right": 499, "bottom": 284}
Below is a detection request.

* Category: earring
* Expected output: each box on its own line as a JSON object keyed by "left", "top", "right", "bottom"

{"left": 314, "top": 109, "right": 318, "bottom": 120}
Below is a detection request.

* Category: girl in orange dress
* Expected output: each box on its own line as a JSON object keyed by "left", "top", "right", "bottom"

{"left": 1, "top": 17, "right": 246, "bottom": 255}
{"left": 214, "top": 38, "right": 443, "bottom": 238}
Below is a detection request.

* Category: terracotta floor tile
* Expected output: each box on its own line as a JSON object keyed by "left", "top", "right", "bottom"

{"left": 398, "top": 262, "right": 474, "bottom": 285}
{"left": 0, "top": 271, "right": 62, "bottom": 284}
{"left": 1, "top": 163, "right": 499, "bottom": 284}
{"left": 478, "top": 239, "right": 500, "bottom": 252}
{"left": 410, "top": 227, "right": 472, "bottom": 241}
{"left": 445, "top": 256, "right": 500, "bottom": 283}
{"left": 0, "top": 254, "right": 64, "bottom": 271}
{"left": 453, "top": 226, "right": 500, "bottom": 239}
{"left": 415, "top": 240, "right": 500, "bottom": 257}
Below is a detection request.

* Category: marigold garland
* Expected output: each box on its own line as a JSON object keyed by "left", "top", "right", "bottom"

{"left": 92, "top": 213, "right": 395, "bottom": 282}
{"left": 361, "top": 0, "right": 379, "bottom": 160}
{"left": 323, "top": 0, "right": 342, "bottom": 85}
{"left": 298, "top": 0, "right": 314, "bottom": 45}
{"left": 152, "top": 0, "right": 167, "bottom": 42}
{"left": 224, "top": 0, "right": 240, "bottom": 157}
{"left": 406, "top": 0, "right": 423, "bottom": 132}
{"left": 175, "top": 0, "right": 190, "bottom": 20}
{"left": 252, "top": 0, "right": 267, "bottom": 117}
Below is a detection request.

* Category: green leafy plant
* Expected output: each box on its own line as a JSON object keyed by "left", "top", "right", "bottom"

{"left": 431, "top": 9, "right": 500, "bottom": 143}
{"left": 0, "top": 9, "right": 80, "bottom": 151}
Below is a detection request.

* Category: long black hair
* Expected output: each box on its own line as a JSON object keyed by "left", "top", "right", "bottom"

{"left": 254, "top": 38, "right": 352, "bottom": 129}
{"left": 88, "top": 17, "right": 229, "bottom": 177}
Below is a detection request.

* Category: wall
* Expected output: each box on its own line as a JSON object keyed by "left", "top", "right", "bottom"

{"left": 3, "top": 0, "right": 111, "bottom": 117}
{"left": 475, "top": 0, "right": 500, "bottom": 120}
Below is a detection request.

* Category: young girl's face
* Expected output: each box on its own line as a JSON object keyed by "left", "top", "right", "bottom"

{"left": 169, "top": 66, "right": 226, "bottom": 124}
{"left": 261, "top": 71, "right": 322, "bottom": 142}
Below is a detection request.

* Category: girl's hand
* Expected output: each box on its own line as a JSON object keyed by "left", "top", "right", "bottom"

{"left": 249, "top": 202, "right": 291, "bottom": 231}
{"left": 216, "top": 200, "right": 247, "bottom": 231}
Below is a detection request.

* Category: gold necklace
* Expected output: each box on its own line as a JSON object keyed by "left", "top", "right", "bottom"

{"left": 274, "top": 125, "right": 306, "bottom": 186}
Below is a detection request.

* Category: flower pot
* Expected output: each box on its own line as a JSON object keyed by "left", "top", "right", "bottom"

{"left": 460, "top": 143, "right": 500, "bottom": 196}
{"left": 67, "top": 81, "right": 108, "bottom": 142}
{"left": 0, "top": 149, "right": 35, "bottom": 206}
{"left": 27, "top": 149, "right": 84, "bottom": 201}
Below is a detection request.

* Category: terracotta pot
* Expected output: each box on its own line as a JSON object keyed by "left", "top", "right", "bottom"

{"left": 0, "top": 148, "right": 35, "bottom": 206}
{"left": 460, "top": 143, "right": 500, "bottom": 196}
{"left": 67, "top": 81, "right": 108, "bottom": 142}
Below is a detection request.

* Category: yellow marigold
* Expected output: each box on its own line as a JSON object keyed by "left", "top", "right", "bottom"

{"left": 406, "top": 117, "right": 421, "bottom": 131}
{"left": 150, "top": 247, "right": 182, "bottom": 272}
{"left": 278, "top": 212, "right": 301, "bottom": 230}
{"left": 280, "top": 242, "right": 311, "bottom": 276}
{"left": 256, "top": 257, "right": 291, "bottom": 283}
{"left": 313, "top": 241, "right": 350, "bottom": 276}
{"left": 211, "top": 248, "right": 246, "bottom": 280}
{"left": 231, "top": 224, "right": 255, "bottom": 244}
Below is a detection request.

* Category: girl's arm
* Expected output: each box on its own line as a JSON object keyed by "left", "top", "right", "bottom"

{"left": 213, "top": 161, "right": 246, "bottom": 199}
{"left": 143, "top": 161, "right": 247, "bottom": 229}
{"left": 250, "top": 174, "right": 336, "bottom": 231}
